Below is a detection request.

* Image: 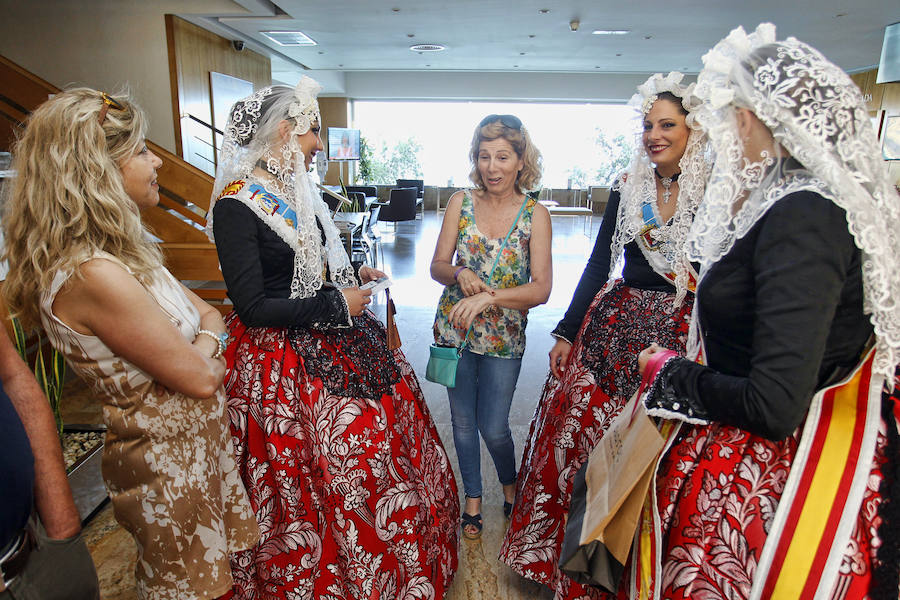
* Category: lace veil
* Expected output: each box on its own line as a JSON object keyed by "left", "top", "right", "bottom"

{"left": 689, "top": 23, "right": 900, "bottom": 382}
{"left": 610, "top": 72, "right": 710, "bottom": 306}
{"left": 207, "top": 76, "right": 355, "bottom": 299}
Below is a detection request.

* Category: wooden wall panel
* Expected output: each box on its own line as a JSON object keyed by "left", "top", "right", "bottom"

{"left": 166, "top": 15, "right": 270, "bottom": 172}
{"left": 319, "top": 97, "right": 350, "bottom": 185}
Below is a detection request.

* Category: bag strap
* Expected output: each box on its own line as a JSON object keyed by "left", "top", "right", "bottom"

{"left": 459, "top": 196, "right": 529, "bottom": 352}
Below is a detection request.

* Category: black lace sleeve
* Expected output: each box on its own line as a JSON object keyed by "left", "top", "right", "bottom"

{"left": 213, "top": 198, "right": 352, "bottom": 329}
{"left": 654, "top": 194, "right": 866, "bottom": 440}
{"left": 551, "top": 189, "right": 621, "bottom": 342}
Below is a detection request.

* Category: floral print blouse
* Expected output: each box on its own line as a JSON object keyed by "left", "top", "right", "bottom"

{"left": 433, "top": 191, "right": 536, "bottom": 358}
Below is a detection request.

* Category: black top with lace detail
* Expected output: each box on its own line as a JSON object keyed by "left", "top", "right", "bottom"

{"left": 653, "top": 191, "right": 872, "bottom": 441}
{"left": 213, "top": 197, "right": 401, "bottom": 400}
{"left": 213, "top": 197, "right": 351, "bottom": 328}
{"left": 552, "top": 188, "right": 676, "bottom": 343}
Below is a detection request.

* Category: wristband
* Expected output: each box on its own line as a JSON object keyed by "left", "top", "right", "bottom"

{"left": 453, "top": 266, "right": 467, "bottom": 280}
{"left": 197, "top": 329, "right": 228, "bottom": 359}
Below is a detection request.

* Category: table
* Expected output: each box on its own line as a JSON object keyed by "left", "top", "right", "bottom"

{"left": 333, "top": 212, "right": 369, "bottom": 261}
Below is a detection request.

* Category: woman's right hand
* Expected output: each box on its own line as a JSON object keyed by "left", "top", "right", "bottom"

{"left": 549, "top": 338, "right": 572, "bottom": 378}
{"left": 342, "top": 286, "right": 372, "bottom": 316}
{"left": 456, "top": 268, "right": 494, "bottom": 297}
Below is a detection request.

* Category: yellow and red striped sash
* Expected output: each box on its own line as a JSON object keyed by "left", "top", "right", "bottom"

{"left": 631, "top": 347, "right": 880, "bottom": 600}
{"left": 751, "top": 346, "right": 880, "bottom": 599}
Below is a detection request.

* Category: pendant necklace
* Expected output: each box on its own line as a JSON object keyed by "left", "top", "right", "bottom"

{"left": 655, "top": 168, "right": 680, "bottom": 204}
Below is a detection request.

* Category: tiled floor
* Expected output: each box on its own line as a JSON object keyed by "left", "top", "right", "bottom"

{"left": 66, "top": 211, "right": 601, "bottom": 599}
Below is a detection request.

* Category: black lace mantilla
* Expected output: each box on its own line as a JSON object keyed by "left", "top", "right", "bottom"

{"left": 288, "top": 311, "right": 401, "bottom": 400}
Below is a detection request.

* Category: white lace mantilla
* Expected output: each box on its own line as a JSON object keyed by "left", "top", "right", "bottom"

{"left": 207, "top": 77, "right": 355, "bottom": 299}
{"left": 610, "top": 72, "right": 711, "bottom": 306}
{"left": 689, "top": 23, "right": 900, "bottom": 382}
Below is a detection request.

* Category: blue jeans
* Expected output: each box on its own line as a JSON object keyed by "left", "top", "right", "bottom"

{"left": 447, "top": 349, "right": 521, "bottom": 499}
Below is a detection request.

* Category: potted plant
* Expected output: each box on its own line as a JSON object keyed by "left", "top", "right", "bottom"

{"left": 12, "top": 317, "right": 107, "bottom": 521}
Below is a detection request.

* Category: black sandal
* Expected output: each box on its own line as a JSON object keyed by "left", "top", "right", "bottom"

{"left": 461, "top": 512, "right": 483, "bottom": 540}
{"left": 503, "top": 500, "right": 514, "bottom": 519}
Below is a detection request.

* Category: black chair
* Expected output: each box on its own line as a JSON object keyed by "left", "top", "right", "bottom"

{"left": 322, "top": 191, "right": 341, "bottom": 212}
{"left": 396, "top": 179, "right": 424, "bottom": 217}
{"left": 350, "top": 211, "right": 378, "bottom": 268}
{"left": 345, "top": 185, "right": 378, "bottom": 199}
{"left": 375, "top": 187, "right": 418, "bottom": 230}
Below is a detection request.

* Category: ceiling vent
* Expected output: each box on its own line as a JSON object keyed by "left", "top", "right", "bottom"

{"left": 409, "top": 44, "right": 446, "bottom": 52}
{"left": 261, "top": 31, "right": 317, "bottom": 46}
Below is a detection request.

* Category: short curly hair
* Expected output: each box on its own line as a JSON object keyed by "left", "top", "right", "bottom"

{"left": 468, "top": 116, "right": 542, "bottom": 193}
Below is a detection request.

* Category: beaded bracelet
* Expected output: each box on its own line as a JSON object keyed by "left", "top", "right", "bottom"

{"left": 197, "top": 329, "right": 228, "bottom": 360}
{"left": 453, "top": 266, "right": 467, "bottom": 280}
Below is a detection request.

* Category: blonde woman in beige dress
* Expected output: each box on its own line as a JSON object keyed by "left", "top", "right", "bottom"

{"left": 2, "top": 89, "right": 259, "bottom": 600}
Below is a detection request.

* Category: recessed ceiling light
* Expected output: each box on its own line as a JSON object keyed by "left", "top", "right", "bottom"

{"left": 409, "top": 43, "right": 446, "bottom": 52}
{"left": 514, "top": 64, "right": 519, "bottom": 68}
{"left": 261, "top": 31, "right": 317, "bottom": 46}
{"left": 538, "top": 9, "right": 550, "bottom": 14}
{"left": 592, "top": 29, "right": 630, "bottom": 35}
{"left": 318, "top": 51, "right": 324, "bottom": 55}
{"left": 392, "top": 7, "right": 400, "bottom": 12}
{"left": 529, "top": 34, "right": 536, "bottom": 38}
{"left": 644, "top": 35, "right": 653, "bottom": 40}
{"left": 519, "top": 52, "right": 526, "bottom": 55}
{"left": 615, "top": 53, "right": 622, "bottom": 56}
{"left": 835, "top": 12, "right": 847, "bottom": 17}
{"left": 407, "top": 33, "right": 415, "bottom": 38}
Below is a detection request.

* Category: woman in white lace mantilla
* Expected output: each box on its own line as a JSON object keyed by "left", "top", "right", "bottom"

{"left": 208, "top": 77, "right": 459, "bottom": 599}
{"left": 637, "top": 24, "right": 900, "bottom": 600}
{"left": 499, "top": 72, "right": 711, "bottom": 599}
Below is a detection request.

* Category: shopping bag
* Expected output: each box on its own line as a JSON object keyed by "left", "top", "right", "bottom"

{"left": 425, "top": 344, "right": 461, "bottom": 387}
{"left": 559, "top": 390, "right": 666, "bottom": 591}
{"left": 385, "top": 290, "right": 401, "bottom": 350}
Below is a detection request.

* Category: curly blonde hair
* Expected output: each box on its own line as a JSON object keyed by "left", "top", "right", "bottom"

{"left": 2, "top": 88, "right": 163, "bottom": 329}
{"left": 468, "top": 116, "right": 542, "bottom": 193}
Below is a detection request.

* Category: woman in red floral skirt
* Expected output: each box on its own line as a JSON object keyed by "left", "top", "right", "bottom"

{"left": 636, "top": 24, "right": 900, "bottom": 600}
{"left": 499, "top": 72, "right": 711, "bottom": 600}
{"left": 207, "top": 77, "right": 459, "bottom": 599}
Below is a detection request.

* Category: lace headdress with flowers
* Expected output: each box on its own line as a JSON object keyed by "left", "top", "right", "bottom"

{"left": 610, "top": 71, "right": 711, "bottom": 307}
{"left": 206, "top": 76, "right": 355, "bottom": 299}
{"left": 688, "top": 23, "right": 900, "bottom": 382}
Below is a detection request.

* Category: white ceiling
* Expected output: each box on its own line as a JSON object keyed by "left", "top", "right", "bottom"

{"left": 187, "top": 0, "right": 898, "bottom": 95}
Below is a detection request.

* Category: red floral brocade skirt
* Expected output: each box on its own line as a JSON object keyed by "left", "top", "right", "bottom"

{"left": 223, "top": 311, "right": 459, "bottom": 599}
{"left": 499, "top": 282, "right": 693, "bottom": 600}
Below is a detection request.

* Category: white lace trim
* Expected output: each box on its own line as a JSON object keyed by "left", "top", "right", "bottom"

{"left": 207, "top": 77, "right": 355, "bottom": 299}
{"left": 690, "top": 23, "right": 900, "bottom": 383}
{"left": 610, "top": 72, "right": 711, "bottom": 306}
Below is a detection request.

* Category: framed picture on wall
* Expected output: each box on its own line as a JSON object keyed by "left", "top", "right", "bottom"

{"left": 883, "top": 115, "right": 900, "bottom": 160}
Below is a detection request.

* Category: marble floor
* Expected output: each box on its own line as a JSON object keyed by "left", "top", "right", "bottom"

{"left": 65, "top": 211, "right": 602, "bottom": 599}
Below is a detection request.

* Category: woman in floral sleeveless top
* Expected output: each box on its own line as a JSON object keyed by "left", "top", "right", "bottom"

{"left": 431, "top": 114, "right": 552, "bottom": 539}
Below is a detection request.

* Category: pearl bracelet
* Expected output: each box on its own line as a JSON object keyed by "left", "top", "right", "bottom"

{"left": 197, "top": 329, "right": 228, "bottom": 359}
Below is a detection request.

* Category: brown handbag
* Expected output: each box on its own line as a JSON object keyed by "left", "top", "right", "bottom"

{"left": 385, "top": 289, "right": 402, "bottom": 350}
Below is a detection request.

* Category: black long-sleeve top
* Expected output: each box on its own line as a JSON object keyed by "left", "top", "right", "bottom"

{"left": 552, "top": 189, "right": 677, "bottom": 342}
{"left": 661, "top": 191, "right": 872, "bottom": 440}
{"left": 213, "top": 197, "right": 350, "bottom": 328}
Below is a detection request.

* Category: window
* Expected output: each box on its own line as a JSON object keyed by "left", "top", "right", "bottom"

{"left": 353, "top": 101, "right": 637, "bottom": 188}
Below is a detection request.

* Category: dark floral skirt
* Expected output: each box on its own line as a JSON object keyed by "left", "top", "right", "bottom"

{"left": 224, "top": 311, "right": 459, "bottom": 599}
{"left": 499, "top": 282, "right": 693, "bottom": 600}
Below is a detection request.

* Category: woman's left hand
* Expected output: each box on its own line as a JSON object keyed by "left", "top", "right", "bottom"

{"left": 358, "top": 265, "right": 388, "bottom": 284}
{"left": 448, "top": 292, "right": 495, "bottom": 329}
{"left": 638, "top": 343, "right": 670, "bottom": 375}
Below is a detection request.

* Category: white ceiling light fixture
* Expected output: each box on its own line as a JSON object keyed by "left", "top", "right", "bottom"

{"left": 261, "top": 30, "right": 317, "bottom": 46}
{"left": 592, "top": 29, "right": 630, "bottom": 35}
{"left": 409, "top": 43, "right": 446, "bottom": 52}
